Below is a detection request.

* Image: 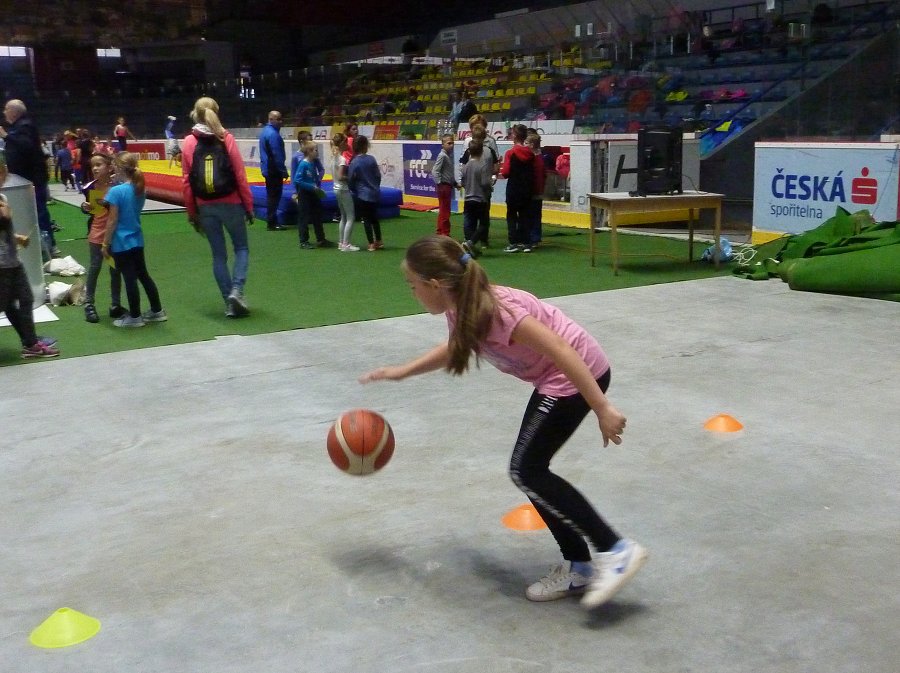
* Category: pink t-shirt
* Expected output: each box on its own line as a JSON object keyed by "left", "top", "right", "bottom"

{"left": 446, "top": 285, "right": 609, "bottom": 396}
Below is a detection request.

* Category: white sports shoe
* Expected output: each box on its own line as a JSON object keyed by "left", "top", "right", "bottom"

{"left": 581, "top": 539, "right": 648, "bottom": 608}
{"left": 113, "top": 315, "right": 145, "bottom": 328}
{"left": 227, "top": 288, "right": 249, "bottom": 317}
{"left": 525, "top": 561, "right": 592, "bottom": 602}
{"left": 141, "top": 309, "right": 168, "bottom": 323}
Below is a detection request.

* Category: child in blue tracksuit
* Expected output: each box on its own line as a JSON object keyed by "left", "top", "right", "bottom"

{"left": 56, "top": 145, "right": 75, "bottom": 190}
{"left": 292, "top": 141, "right": 328, "bottom": 249}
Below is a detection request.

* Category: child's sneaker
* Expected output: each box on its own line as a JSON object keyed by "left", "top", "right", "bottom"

{"left": 109, "top": 304, "right": 126, "bottom": 319}
{"left": 526, "top": 561, "right": 592, "bottom": 602}
{"left": 503, "top": 243, "right": 520, "bottom": 253}
{"left": 113, "top": 315, "right": 145, "bottom": 328}
{"left": 84, "top": 303, "right": 100, "bottom": 323}
{"left": 367, "top": 243, "right": 377, "bottom": 251}
{"left": 141, "top": 309, "right": 168, "bottom": 323}
{"left": 21, "top": 342, "right": 60, "bottom": 359}
{"left": 342, "top": 243, "right": 360, "bottom": 252}
{"left": 373, "top": 241, "right": 384, "bottom": 250}
{"left": 581, "top": 539, "right": 648, "bottom": 609}
{"left": 461, "top": 240, "right": 481, "bottom": 259}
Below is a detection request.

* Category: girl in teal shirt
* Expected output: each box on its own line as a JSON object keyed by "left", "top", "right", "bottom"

{"left": 102, "top": 153, "right": 167, "bottom": 327}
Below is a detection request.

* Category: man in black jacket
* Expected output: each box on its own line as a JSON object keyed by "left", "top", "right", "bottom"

{"left": 0, "top": 99, "right": 57, "bottom": 257}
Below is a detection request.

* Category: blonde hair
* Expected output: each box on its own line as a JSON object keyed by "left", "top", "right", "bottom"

{"left": 404, "top": 236, "right": 497, "bottom": 375}
{"left": 331, "top": 132, "right": 347, "bottom": 155}
{"left": 114, "top": 152, "right": 145, "bottom": 196}
{"left": 190, "top": 97, "right": 226, "bottom": 140}
{"left": 301, "top": 140, "right": 318, "bottom": 156}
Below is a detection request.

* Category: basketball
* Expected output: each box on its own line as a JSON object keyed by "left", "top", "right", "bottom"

{"left": 327, "top": 409, "right": 395, "bottom": 476}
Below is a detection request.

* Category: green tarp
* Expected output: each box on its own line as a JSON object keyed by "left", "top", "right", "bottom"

{"left": 734, "top": 208, "right": 900, "bottom": 301}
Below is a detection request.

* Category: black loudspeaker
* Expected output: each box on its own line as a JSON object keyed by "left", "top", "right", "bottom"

{"left": 637, "top": 125, "right": 683, "bottom": 196}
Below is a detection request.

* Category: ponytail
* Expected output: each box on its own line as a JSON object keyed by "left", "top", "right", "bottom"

{"left": 190, "top": 96, "right": 227, "bottom": 141}
{"left": 404, "top": 236, "right": 496, "bottom": 375}
{"left": 114, "top": 152, "right": 145, "bottom": 195}
{"left": 132, "top": 167, "right": 145, "bottom": 196}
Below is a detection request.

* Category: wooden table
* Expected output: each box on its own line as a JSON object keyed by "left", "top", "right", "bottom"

{"left": 588, "top": 190, "right": 724, "bottom": 274}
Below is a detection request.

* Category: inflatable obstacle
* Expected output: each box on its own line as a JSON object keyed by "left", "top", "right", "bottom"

{"left": 139, "top": 160, "right": 402, "bottom": 225}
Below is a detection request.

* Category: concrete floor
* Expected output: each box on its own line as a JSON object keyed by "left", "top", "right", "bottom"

{"left": 2, "top": 276, "right": 898, "bottom": 673}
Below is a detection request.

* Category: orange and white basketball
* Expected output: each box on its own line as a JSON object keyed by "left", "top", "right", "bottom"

{"left": 326, "top": 409, "right": 395, "bottom": 476}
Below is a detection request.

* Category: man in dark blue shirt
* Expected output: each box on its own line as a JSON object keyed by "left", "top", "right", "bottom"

{"left": 258, "top": 110, "right": 287, "bottom": 230}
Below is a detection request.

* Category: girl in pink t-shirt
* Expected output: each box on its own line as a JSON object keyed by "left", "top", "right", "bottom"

{"left": 360, "top": 235, "right": 647, "bottom": 609}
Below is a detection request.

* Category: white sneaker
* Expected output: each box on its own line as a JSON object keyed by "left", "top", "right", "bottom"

{"left": 113, "top": 315, "right": 145, "bottom": 328}
{"left": 581, "top": 539, "right": 648, "bottom": 608}
{"left": 141, "top": 309, "right": 168, "bottom": 322}
{"left": 342, "top": 243, "right": 360, "bottom": 251}
{"left": 525, "top": 561, "right": 592, "bottom": 602}
{"left": 227, "top": 288, "right": 249, "bottom": 317}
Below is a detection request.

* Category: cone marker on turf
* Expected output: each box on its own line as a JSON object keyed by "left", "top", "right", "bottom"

{"left": 704, "top": 414, "right": 744, "bottom": 432}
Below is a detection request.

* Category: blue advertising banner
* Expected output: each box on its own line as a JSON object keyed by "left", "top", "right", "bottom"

{"left": 403, "top": 142, "right": 440, "bottom": 199}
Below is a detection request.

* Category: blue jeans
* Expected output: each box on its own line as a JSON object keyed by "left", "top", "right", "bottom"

{"left": 199, "top": 203, "right": 249, "bottom": 300}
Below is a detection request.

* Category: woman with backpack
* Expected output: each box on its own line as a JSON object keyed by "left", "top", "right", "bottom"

{"left": 181, "top": 96, "right": 255, "bottom": 319}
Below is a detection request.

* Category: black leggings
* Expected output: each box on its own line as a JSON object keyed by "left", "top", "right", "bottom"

{"left": 0, "top": 265, "right": 37, "bottom": 347}
{"left": 354, "top": 198, "right": 382, "bottom": 243}
{"left": 508, "top": 368, "right": 619, "bottom": 562}
{"left": 85, "top": 242, "right": 122, "bottom": 307}
{"left": 112, "top": 247, "right": 162, "bottom": 318}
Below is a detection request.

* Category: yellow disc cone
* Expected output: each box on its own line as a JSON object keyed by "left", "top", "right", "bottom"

{"left": 29, "top": 607, "right": 101, "bottom": 648}
{"left": 501, "top": 503, "right": 547, "bottom": 531}
{"left": 704, "top": 414, "right": 744, "bottom": 432}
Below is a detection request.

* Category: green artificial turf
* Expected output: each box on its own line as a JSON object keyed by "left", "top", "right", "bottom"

{"left": 2, "top": 200, "right": 734, "bottom": 365}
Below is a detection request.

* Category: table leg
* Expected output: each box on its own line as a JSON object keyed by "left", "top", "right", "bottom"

{"left": 611, "top": 215, "right": 619, "bottom": 275}
{"left": 688, "top": 208, "right": 695, "bottom": 262}
{"left": 713, "top": 203, "right": 722, "bottom": 269}
{"left": 590, "top": 203, "right": 596, "bottom": 267}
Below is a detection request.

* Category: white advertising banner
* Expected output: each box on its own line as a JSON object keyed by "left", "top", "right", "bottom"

{"left": 753, "top": 142, "right": 900, "bottom": 233}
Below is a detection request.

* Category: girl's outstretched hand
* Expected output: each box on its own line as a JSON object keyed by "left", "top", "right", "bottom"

{"left": 359, "top": 366, "right": 404, "bottom": 384}
{"left": 598, "top": 404, "right": 627, "bottom": 447}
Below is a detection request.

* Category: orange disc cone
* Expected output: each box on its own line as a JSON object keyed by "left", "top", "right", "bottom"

{"left": 704, "top": 414, "right": 744, "bottom": 432}
{"left": 501, "top": 503, "right": 547, "bottom": 531}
